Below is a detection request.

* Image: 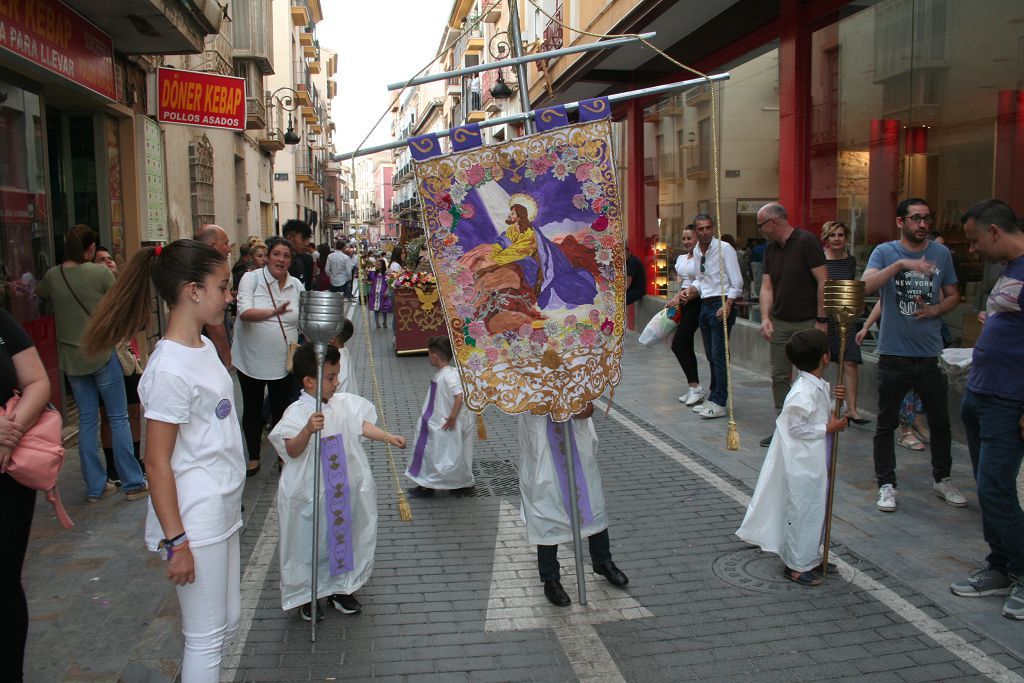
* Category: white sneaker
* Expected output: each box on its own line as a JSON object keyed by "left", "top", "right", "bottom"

{"left": 876, "top": 484, "right": 897, "bottom": 512}
{"left": 691, "top": 402, "right": 706, "bottom": 413}
{"left": 933, "top": 478, "right": 967, "bottom": 507}
{"left": 697, "top": 402, "right": 726, "bottom": 419}
{"left": 684, "top": 385, "right": 707, "bottom": 406}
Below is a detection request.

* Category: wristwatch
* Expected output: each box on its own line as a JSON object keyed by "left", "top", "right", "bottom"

{"left": 816, "top": 316, "right": 829, "bottom": 323}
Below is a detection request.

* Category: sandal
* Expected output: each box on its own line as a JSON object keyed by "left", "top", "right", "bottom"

{"left": 913, "top": 426, "right": 931, "bottom": 444}
{"left": 783, "top": 567, "right": 822, "bottom": 586}
{"left": 897, "top": 431, "right": 925, "bottom": 451}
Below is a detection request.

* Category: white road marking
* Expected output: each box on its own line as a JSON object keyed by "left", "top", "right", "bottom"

{"left": 220, "top": 500, "right": 280, "bottom": 682}
{"left": 599, "top": 401, "right": 1024, "bottom": 683}
{"left": 485, "top": 500, "right": 649, "bottom": 680}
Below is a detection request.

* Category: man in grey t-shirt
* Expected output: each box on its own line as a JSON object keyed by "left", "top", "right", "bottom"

{"left": 862, "top": 197, "right": 965, "bottom": 513}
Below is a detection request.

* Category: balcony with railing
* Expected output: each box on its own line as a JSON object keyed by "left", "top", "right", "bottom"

{"left": 290, "top": 0, "right": 311, "bottom": 26}
{"left": 294, "top": 60, "right": 312, "bottom": 105}
{"left": 232, "top": 0, "right": 274, "bottom": 74}
{"left": 685, "top": 82, "right": 712, "bottom": 106}
{"left": 246, "top": 96, "right": 266, "bottom": 131}
{"left": 257, "top": 97, "right": 286, "bottom": 152}
{"left": 192, "top": 30, "right": 233, "bottom": 76}
{"left": 685, "top": 143, "right": 710, "bottom": 178}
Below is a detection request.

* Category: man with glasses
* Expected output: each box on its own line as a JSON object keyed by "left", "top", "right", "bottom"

{"left": 687, "top": 214, "right": 743, "bottom": 419}
{"left": 756, "top": 203, "right": 828, "bottom": 447}
{"left": 862, "top": 197, "right": 965, "bottom": 513}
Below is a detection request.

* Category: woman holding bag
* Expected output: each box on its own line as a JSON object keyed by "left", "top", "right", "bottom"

{"left": 0, "top": 310, "right": 51, "bottom": 682}
{"left": 233, "top": 237, "right": 301, "bottom": 476}
{"left": 37, "top": 225, "right": 147, "bottom": 502}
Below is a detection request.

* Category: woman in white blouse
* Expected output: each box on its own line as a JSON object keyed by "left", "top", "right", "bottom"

{"left": 233, "top": 237, "right": 302, "bottom": 476}
{"left": 666, "top": 226, "right": 706, "bottom": 408}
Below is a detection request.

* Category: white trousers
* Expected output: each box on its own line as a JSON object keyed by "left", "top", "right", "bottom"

{"left": 175, "top": 531, "right": 241, "bottom": 683}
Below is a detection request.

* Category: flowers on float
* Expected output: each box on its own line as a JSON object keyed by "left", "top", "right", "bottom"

{"left": 388, "top": 270, "right": 436, "bottom": 289}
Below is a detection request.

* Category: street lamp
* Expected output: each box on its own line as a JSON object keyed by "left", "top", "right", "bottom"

{"left": 490, "top": 69, "right": 513, "bottom": 99}
{"left": 268, "top": 87, "right": 303, "bottom": 146}
{"left": 306, "top": 129, "right": 318, "bottom": 147}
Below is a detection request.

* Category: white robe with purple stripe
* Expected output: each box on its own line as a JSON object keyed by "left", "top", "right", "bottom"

{"left": 270, "top": 392, "right": 378, "bottom": 610}
{"left": 517, "top": 414, "right": 608, "bottom": 546}
{"left": 404, "top": 365, "right": 476, "bottom": 490}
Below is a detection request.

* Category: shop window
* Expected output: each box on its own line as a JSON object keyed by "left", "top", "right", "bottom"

{"left": 189, "top": 136, "right": 215, "bottom": 232}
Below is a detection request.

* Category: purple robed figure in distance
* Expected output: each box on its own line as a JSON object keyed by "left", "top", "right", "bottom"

{"left": 367, "top": 261, "right": 392, "bottom": 328}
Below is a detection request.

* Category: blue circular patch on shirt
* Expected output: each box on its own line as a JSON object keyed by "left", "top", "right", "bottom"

{"left": 215, "top": 399, "right": 232, "bottom": 419}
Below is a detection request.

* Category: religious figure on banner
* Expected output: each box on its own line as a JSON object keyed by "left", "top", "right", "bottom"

{"left": 414, "top": 119, "right": 624, "bottom": 421}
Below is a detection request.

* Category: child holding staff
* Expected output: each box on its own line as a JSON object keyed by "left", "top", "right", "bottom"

{"left": 82, "top": 240, "right": 244, "bottom": 682}
{"left": 736, "top": 328, "right": 848, "bottom": 586}
{"left": 270, "top": 343, "right": 406, "bottom": 619}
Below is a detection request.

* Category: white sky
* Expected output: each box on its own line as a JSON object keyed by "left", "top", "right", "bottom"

{"left": 318, "top": 1, "right": 454, "bottom": 156}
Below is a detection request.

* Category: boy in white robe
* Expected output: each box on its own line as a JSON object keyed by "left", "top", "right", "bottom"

{"left": 330, "top": 318, "right": 360, "bottom": 396}
{"left": 405, "top": 336, "right": 475, "bottom": 497}
{"left": 518, "top": 403, "right": 628, "bottom": 607}
{"left": 270, "top": 343, "right": 406, "bottom": 620}
{"left": 736, "top": 329, "right": 847, "bottom": 586}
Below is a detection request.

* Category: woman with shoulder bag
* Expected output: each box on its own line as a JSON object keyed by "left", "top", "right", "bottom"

{"left": 232, "top": 237, "right": 301, "bottom": 476}
{"left": 0, "top": 309, "right": 52, "bottom": 682}
{"left": 37, "top": 225, "right": 147, "bottom": 502}
{"left": 666, "top": 226, "right": 707, "bottom": 408}
{"left": 93, "top": 246, "right": 145, "bottom": 485}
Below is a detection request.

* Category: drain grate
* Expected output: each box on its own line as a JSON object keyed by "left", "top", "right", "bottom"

{"left": 465, "top": 459, "right": 520, "bottom": 498}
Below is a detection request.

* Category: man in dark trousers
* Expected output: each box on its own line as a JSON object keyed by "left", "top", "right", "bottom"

{"left": 756, "top": 202, "right": 828, "bottom": 447}
{"left": 283, "top": 219, "right": 314, "bottom": 291}
{"left": 950, "top": 199, "right": 1024, "bottom": 620}
{"left": 625, "top": 247, "right": 645, "bottom": 306}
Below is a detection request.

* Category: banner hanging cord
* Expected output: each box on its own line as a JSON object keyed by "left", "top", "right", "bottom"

{"left": 522, "top": 0, "right": 738, "bottom": 448}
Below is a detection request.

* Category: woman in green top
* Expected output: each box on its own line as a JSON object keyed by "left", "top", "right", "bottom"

{"left": 38, "top": 225, "right": 148, "bottom": 502}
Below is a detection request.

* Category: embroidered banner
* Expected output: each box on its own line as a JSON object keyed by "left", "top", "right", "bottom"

{"left": 413, "top": 119, "right": 624, "bottom": 422}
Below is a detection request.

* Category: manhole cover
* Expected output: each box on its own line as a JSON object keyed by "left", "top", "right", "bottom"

{"left": 712, "top": 547, "right": 851, "bottom": 594}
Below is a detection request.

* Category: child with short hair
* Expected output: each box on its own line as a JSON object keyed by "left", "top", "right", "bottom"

{"left": 330, "top": 318, "right": 359, "bottom": 396}
{"left": 270, "top": 342, "right": 406, "bottom": 620}
{"left": 736, "top": 328, "right": 847, "bottom": 586}
{"left": 405, "top": 336, "right": 475, "bottom": 498}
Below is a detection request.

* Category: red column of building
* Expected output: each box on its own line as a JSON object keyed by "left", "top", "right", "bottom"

{"left": 625, "top": 99, "right": 645, "bottom": 330}
{"left": 994, "top": 90, "right": 1024, "bottom": 216}
{"left": 777, "top": 0, "right": 810, "bottom": 226}
{"left": 867, "top": 119, "right": 901, "bottom": 244}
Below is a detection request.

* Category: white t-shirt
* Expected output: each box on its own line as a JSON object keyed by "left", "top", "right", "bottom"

{"left": 325, "top": 250, "right": 352, "bottom": 287}
{"left": 233, "top": 267, "right": 302, "bottom": 379}
{"left": 140, "top": 337, "right": 245, "bottom": 551}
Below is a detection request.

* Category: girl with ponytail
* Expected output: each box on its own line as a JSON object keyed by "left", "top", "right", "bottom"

{"left": 83, "top": 240, "right": 243, "bottom": 682}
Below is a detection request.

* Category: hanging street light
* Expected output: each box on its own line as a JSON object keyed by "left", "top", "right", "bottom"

{"left": 490, "top": 69, "right": 513, "bottom": 100}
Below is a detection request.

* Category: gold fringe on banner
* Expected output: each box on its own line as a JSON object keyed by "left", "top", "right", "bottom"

{"left": 476, "top": 412, "right": 487, "bottom": 441}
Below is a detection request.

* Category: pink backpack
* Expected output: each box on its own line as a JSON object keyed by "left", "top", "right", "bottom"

{"left": 4, "top": 394, "right": 74, "bottom": 529}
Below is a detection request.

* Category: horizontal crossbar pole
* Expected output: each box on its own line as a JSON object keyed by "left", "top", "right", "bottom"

{"left": 334, "top": 72, "right": 730, "bottom": 162}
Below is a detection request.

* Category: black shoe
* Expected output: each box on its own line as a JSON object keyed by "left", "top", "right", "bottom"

{"left": 593, "top": 561, "right": 629, "bottom": 588}
{"left": 299, "top": 602, "right": 324, "bottom": 622}
{"left": 449, "top": 486, "right": 475, "bottom": 497}
{"left": 543, "top": 580, "right": 571, "bottom": 607}
{"left": 407, "top": 486, "right": 435, "bottom": 498}
{"left": 328, "top": 593, "right": 361, "bottom": 614}
{"left": 759, "top": 434, "right": 773, "bottom": 447}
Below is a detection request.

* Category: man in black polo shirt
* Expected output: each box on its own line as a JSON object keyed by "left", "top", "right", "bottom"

{"left": 625, "top": 247, "right": 646, "bottom": 306}
{"left": 756, "top": 202, "right": 828, "bottom": 447}
{"left": 283, "top": 219, "right": 314, "bottom": 291}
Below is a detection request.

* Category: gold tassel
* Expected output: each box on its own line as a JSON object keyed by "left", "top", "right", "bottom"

{"left": 726, "top": 420, "right": 740, "bottom": 451}
{"left": 397, "top": 492, "right": 413, "bottom": 522}
{"left": 604, "top": 386, "right": 615, "bottom": 416}
{"left": 476, "top": 412, "right": 487, "bottom": 440}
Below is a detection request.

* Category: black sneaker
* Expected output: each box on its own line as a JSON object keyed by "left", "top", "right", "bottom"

{"left": 407, "top": 486, "right": 435, "bottom": 498}
{"left": 298, "top": 602, "right": 324, "bottom": 622}
{"left": 328, "top": 594, "right": 361, "bottom": 614}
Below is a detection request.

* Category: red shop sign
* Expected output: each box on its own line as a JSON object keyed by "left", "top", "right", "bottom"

{"left": 157, "top": 67, "right": 246, "bottom": 131}
{"left": 0, "top": 0, "right": 116, "bottom": 100}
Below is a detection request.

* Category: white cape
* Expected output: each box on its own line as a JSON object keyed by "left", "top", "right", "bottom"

{"left": 404, "top": 365, "right": 475, "bottom": 490}
{"left": 517, "top": 414, "right": 608, "bottom": 546}
{"left": 736, "top": 372, "right": 830, "bottom": 572}
{"left": 269, "top": 392, "right": 378, "bottom": 610}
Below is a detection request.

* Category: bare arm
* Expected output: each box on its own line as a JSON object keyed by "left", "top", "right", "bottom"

{"left": 284, "top": 412, "right": 323, "bottom": 458}
{"left": 759, "top": 274, "right": 774, "bottom": 340}
{"left": 855, "top": 300, "right": 882, "bottom": 345}
{"left": 914, "top": 283, "right": 960, "bottom": 319}
{"left": 0, "top": 346, "right": 50, "bottom": 473}
{"left": 862, "top": 256, "right": 937, "bottom": 295}
{"left": 442, "top": 394, "right": 464, "bottom": 431}
{"left": 146, "top": 420, "right": 195, "bottom": 586}
{"left": 361, "top": 422, "right": 407, "bottom": 449}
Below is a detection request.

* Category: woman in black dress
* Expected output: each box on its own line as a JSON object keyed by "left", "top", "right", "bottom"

{"left": 822, "top": 221, "right": 869, "bottom": 424}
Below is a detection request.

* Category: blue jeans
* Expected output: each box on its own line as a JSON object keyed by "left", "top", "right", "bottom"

{"left": 68, "top": 352, "right": 146, "bottom": 497}
{"left": 961, "top": 390, "right": 1024, "bottom": 579}
{"left": 698, "top": 299, "right": 736, "bottom": 407}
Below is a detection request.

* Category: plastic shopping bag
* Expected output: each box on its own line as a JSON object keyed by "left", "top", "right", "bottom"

{"left": 638, "top": 308, "right": 679, "bottom": 347}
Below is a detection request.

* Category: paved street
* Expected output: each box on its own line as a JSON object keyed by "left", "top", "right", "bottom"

{"left": 21, "top": 306, "right": 1024, "bottom": 682}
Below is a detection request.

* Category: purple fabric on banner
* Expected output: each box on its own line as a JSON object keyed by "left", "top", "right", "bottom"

{"left": 578, "top": 97, "right": 610, "bottom": 122}
{"left": 545, "top": 417, "right": 595, "bottom": 525}
{"left": 409, "top": 380, "right": 437, "bottom": 477}
{"left": 450, "top": 124, "right": 482, "bottom": 151}
{"left": 320, "top": 433, "right": 354, "bottom": 575}
{"left": 535, "top": 105, "right": 569, "bottom": 132}
{"left": 409, "top": 133, "right": 442, "bottom": 161}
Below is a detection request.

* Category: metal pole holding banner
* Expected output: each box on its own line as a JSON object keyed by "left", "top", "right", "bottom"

{"left": 561, "top": 421, "right": 588, "bottom": 605}
{"left": 508, "top": 0, "right": 534, "bottom": 135}
{"left": 298, "top": 291, "right": 349, "bottom": 641}
{"left": 333, "top": 74, "right": 730, "bottom": 161}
